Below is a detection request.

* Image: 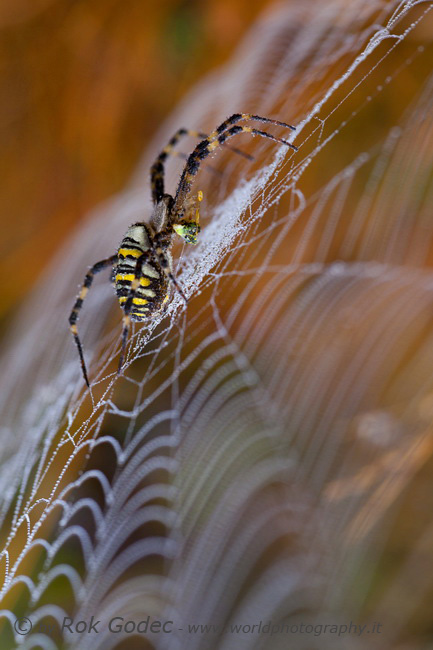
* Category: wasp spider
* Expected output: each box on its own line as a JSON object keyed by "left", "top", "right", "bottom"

{"left": 69, "top": 113, "right": 297, "bottom": 387}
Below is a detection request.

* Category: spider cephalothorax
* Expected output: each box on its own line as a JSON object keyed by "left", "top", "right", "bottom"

{"left": 69, "top": 113, "right": 297, "bottom": 387}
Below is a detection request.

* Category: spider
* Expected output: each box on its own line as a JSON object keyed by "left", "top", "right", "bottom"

{"left": 69, "top": 113, "right": 297, "bottom": 387}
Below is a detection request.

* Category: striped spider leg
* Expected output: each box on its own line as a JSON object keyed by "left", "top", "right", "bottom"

{"left": 69, "top": 113, "right": 297, "bottom": 387}
{"left": 69, "top": 255, "right": 117, "bottom": 388}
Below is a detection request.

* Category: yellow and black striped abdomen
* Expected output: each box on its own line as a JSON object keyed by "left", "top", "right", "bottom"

{"left": 115, "top": 226, "right": 169, "bottom": 321}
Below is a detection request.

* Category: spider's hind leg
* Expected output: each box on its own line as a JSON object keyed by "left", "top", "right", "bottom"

{"left": 69, "top": 254, "right": 117, "bottom": 388}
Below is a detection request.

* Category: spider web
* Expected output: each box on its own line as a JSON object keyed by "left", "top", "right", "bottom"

{"left": 1, "top": 1, "right": 433, "bottom": 648}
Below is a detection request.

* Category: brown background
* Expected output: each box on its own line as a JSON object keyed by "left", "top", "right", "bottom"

{"left": 0, "top": 0, "right": 270, "bottom": 330}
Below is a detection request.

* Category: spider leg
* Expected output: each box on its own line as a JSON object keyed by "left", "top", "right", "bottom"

{"left": 172, "top": 115, "right": 297, "bottom": 218}
{"left": 207, "top": 113, "right": 296, "bottom": 139}
{"left": 150, "top": 128, "right": 254, "bottom": 204}
{"left": 118, "top": 251, "right": 152, "bottom": 376}
{"left": 69, "top": 254, "right": 117, "bottom": 388}
{"left": 151, "top": 128, "right": 206, "bottom": 204}
{"left": 151, "top": 238, "right": 188, "bottom": 304}
{"left": 170, "top": 151, "right": 224, "bottom": 178}
{"left": 166, "top": 270, "right": 187, "bottom": 304}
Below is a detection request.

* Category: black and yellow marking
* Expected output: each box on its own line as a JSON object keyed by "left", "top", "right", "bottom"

{"left": 118, "top": 296, "right": 148, "bottom": 305}
{"left": 70, "top": 113, "right": 296, "bottom": 388}
{"left": 115, "top": 236, "right": 168, "bottom": 322}
{"left": 116, "top": 247, "right": 169, "bottom": 373}
{"left": 172, "top": 114, "right": 297, "bottom": 216}
{"left": 150, "top": 123, "right": 259, "bottom": 204}
{"left": 115, "top": 273, "right": 152, "bottom": 287}
{"left": 69, "top": 254, "right": 117, "bottom": 387}
{"left": 118, "top": 247, "right": 143, "bottom": 259}
{"left": 151, "top": 128, "right": 204, "bottom": 204}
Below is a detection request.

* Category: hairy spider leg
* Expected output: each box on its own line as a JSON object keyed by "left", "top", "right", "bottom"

{"left": 165, "top": 151, "right": 225, "bottom": 180}
{"left": 150, "top": 128, "right": 254, "bottom": 204}
{"left": 206, "top": 113, "right": 297, "bottom": 140}
{"left": 69, "top": 254, "right": 117, "bottom": 388}
{"left": 70, "top": 114, "right": 297, "bottom": 387}
{"left": 150, "top": 237, "right": 188, "bottom": 304}
{"left": 172, "top": 118, "right": 297, "bottom": 218}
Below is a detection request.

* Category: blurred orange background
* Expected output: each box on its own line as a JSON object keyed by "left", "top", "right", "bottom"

{"left": 0, "top": 0, "right": 270, "bottom": 331}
